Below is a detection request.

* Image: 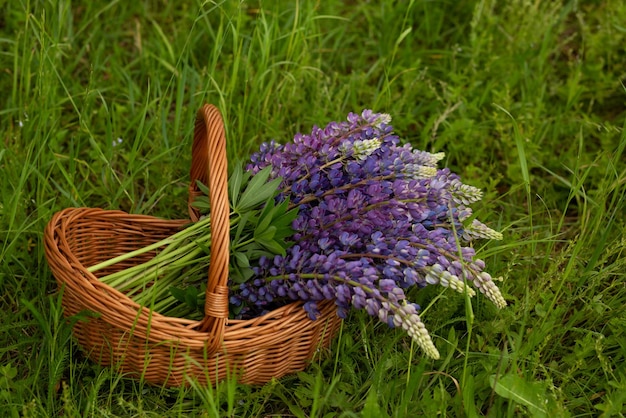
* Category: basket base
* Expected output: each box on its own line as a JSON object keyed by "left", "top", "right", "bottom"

{"left": 69, "top": 299, "right": 341, "bottom": 386}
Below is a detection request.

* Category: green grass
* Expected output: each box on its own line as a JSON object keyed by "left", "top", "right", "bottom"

{"left": 2, "top": 0, "right": 626, "bottom": 416}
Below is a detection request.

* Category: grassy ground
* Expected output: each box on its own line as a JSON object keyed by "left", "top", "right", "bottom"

{"left": 1, "top": 0, "right": 626, "bottom": 416}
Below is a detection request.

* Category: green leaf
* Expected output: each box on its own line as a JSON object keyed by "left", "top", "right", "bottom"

{"left": 272, "top": 210, "right": 298, "bottom": 240}
{"left": 258, "top": 237, "right": 287, "bottom": 255}
{"left": 238, "top": 242, "right": 262, "bottom": 252}
{"left": 236, "top": 165, "right": 272, "bottom": 211}
{"left": 255, "top": 203, "right": 276, "bottom": 237}
{"left": 169, "top": 286, "right": 187, "bottom": 303}
{"left": 170, "top": 286, "right": 204, "bottom": 313}
{"left": 195, "top": 179, "right": 210, "bottom": 195}
{"left": 223, "top": 164, "right": 298, "bottom": 289}
{"left": 269, "top": 197, "right": 298, "bottom": 232}
{"left": 258, "top": 192, "right": 277, "bottom": 221}
{"left": 191, "top": 196, "right": 211, "bottom": 212}
{"left": 185, "top": 286, "right": 199, "bottom": 310}
{"left": 228, "top": 162, "right": 245, "bottom": 209}
{"left": 255, "top": 225, "right": 277, "bottom": 242}
{"left": 238, "top": 243, "right": 273, "bottom": 261}
{"left": 462, "top": 374, "right": 480, "bottom": 418}
{"left": 274, "top": 195, "right": 290, "bottom": 215}
{"left": 362, "top": 387, "right": 387, "bottom": 418}
{"left": 236, "top": 166, "right": 282, "bottom": 212}
{"left": 1, "top": 363, "right": 18, "bottom": 381}
{"left": 230, "top": 265, "right": 254, "bottom": 284}
{"left": 232, "top": 211, "right": 253, "bottom": 245}
{"left": 233, "top": 251, "right": 249, "bottom": 268}
{"left": 255, "top": 196, "right": 297, "bottom": 246}
{"left": 194, "top": 238, "right": 211, "bottom": 255}
{"left": 274, "top": 238, "right": 294, "bottom": 250}
{"left": 489, "top": 374, "right": 548, "bottom": 418}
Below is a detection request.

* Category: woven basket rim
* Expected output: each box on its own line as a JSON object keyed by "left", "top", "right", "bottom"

{"left": 45, "top": 206, "right": 320, "bottom": 337}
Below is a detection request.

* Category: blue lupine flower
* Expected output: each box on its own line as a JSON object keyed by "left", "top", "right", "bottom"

{"left": 233, "top": 109, "right": 505, "bottom": 359}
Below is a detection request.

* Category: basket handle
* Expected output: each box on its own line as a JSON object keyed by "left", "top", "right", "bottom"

{"left": 188, "top": 104, "right": 230, "bottom": 351}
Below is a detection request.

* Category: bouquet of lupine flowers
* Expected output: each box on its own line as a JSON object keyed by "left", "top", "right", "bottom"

{"left": 92, "top": 110, "right": 505, "bottom": 359}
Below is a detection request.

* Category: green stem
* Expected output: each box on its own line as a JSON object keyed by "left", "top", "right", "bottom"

{"left": 87, "top": 215, "right": 211, "bottom": 273}
{"left": 95, "top": 212, "right": 245, "bottom": 290}
{"left": 101, "top": 236, "right": 209, "bottom": 290}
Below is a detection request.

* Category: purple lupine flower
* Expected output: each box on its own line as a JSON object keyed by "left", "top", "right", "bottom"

{"left": 231, "top": 109, "right": 505, "bottom": 359}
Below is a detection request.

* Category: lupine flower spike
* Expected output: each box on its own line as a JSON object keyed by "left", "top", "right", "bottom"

{"left": 231, "top": 110, "right": 505, "bottom": 359}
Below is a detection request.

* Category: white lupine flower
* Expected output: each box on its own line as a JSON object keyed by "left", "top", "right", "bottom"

{"left": 411, "top": 149, "right": 445, "bottom": 166}
{"left": 404, "top": 164, "right": 438, "bottom": 179}
{"left": 352, "top": 138, "right": 382, "bottom": 160}
{"left": 393, "top": 303, "right": 440, "bottom": 359}
{"left": 474, "top": 272, "right": 507, "bottom": 309}
{"left": 424, "top": 265, "right": 477, "bottom": 297}
{"left": 458, "top": 207, "right": 473, "bottom": 221}
{"left": 465, "top": 219, "right": 503, "bottom": 241}
{"left": 446, "top": 273, "right": 477, "bottom": 297}
{"left": 449, "top": 179, "right": 483, "bottom": 205}
{"left": 373, "top": 113, "right": 392, "bottom": 128}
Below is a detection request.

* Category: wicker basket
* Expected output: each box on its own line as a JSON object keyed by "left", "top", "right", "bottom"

{"left": 44, "top": 104, "right": 342, "bottom": 386}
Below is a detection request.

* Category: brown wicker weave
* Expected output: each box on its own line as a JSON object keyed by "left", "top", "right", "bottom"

{"left": 44, "top": 104, "right": 342, "bottom": 386}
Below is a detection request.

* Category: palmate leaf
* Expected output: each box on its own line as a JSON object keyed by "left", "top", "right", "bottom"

{"left": 169, "top": 286, "right": 187, "bottom": 304}
{"left": 191, "top": 197, "right": 211, "bottom": 211}
{"left": 184, "top": 286, "right": 199, "bottom": 310}
{"left": 255, "top": 199, "right": 276, "bottom": 238}
{"left": 230, "top": 264, "right": 254, "bottom": 284}
{"left": 238, "top": 243, "right": 275, "bottom": 260}
{"left": 190, "top": 163, "right": 297, "bottom": 298}
{"left": 258, "top": 196, "right": 298, "bottom": 236}
{"left": 191, "top": 180, "right": 212, "bottom": 211}
{"left": 232, "top": 211, "right": 252, "bottom": 244}
{"left": 258, "top": 190, "right": 278, "bottom": 221}
{"left": 271, "top": 200, "right": 299, "bottom": 240}
{"left": 236, "top": 165, "right": 283, "bottom": 212}
{"left": 257, "top": 236, "right": 288, "bottom": 255}
{"left": 252, "top": 195, "right": 299, "bottom": 256}
{"left": 254, "top": 224, "right": 276, "bottom": 242}
{"left": 169, "top": 283, "right": 207, "bottom": 315}
{"left": 196, "top": 179, "right": 210, "bottom": 195}
{"left": 233, "top": 251, "right": 250, "bottom": 269}
{"left": 228, "top": 162, "right": 250, "bottom": 209}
